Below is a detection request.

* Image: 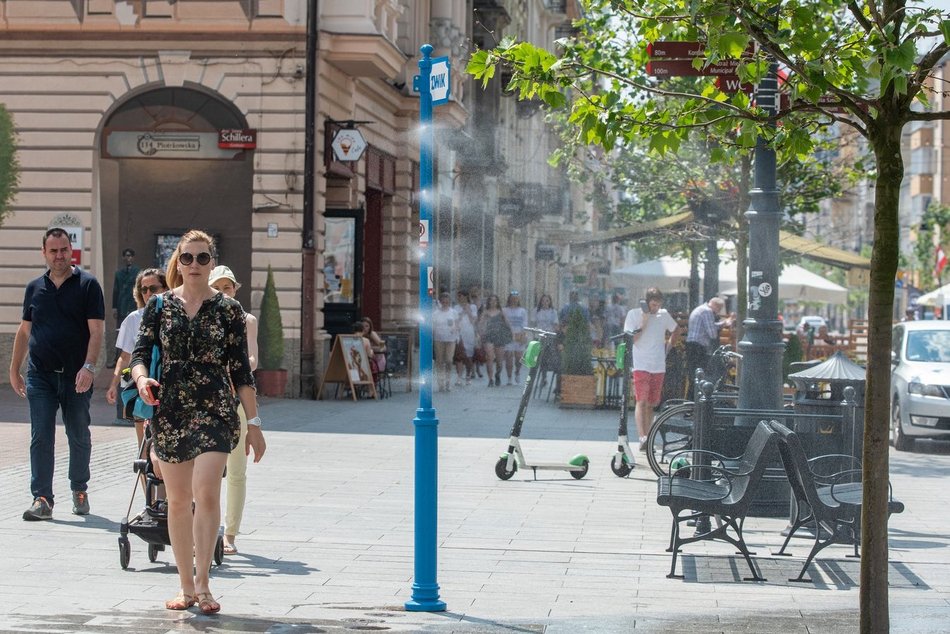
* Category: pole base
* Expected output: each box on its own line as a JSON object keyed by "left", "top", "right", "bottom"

{"left": 404, "top": 598, "right": 447, "bottom": 612}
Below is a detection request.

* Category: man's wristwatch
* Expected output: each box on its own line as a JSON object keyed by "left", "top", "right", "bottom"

{"left": 82, "top": 362, "right": 96, "bottom": 374}
{"left": 247, "top": 416, "right": 262, "bottom": 428}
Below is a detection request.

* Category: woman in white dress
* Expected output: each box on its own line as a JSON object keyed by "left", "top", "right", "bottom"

{"left": 502, "top": 291, "right": 529, "bottom": 385}
{"left": 454, "top": 290, "right": 478, "bottom": 385}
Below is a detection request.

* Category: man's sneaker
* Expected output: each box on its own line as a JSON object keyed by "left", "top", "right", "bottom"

{"left": 23, "top": 497, "right": 52, "bottom": 521}
{"left": 72, "top": 491, "right": 90, "bottom": 516}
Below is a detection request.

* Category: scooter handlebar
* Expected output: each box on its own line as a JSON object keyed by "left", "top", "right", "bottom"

{"left": 524, "top": 326, "right": 557, "bottom": 338}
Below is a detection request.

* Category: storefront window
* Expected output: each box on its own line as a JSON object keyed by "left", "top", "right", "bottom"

{"left": 325, "top": 217, "right": 355, "bottom": 304}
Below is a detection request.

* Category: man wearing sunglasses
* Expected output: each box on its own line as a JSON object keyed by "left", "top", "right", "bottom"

{"left": 9, "top": 227, "right": 106, "bottom": 521}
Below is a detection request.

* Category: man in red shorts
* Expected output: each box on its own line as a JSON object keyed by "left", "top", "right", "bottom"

{"left": 623, "top": 287, "right": 680, "bottom": 451}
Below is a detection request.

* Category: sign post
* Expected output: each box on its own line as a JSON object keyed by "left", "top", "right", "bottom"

{"left": 405, "top": 44, "right": 447, "bottom": 613}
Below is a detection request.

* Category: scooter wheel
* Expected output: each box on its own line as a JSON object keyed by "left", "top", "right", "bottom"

{"left": 570, "top": 458, "right": 590, "bottom": 480}
{"left": 495, "top": 457, "right": 517, "bottom": 480}
{"left": 610, "top": 456, "right": 632, "bottom": 478}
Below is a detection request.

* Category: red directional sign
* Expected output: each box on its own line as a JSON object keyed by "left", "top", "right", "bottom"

{"left": 646, "top": 59, "right": 741, "bottom": 77}
{"left": 647, "top": 41, "right": 755, "bottom": 60}
{"left": 646, "top": 41, "right": 706, "bottom": 59}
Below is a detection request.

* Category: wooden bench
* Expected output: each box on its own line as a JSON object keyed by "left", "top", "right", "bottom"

{"left": 769, "top": 421, "right": 905, "bottom": 582}
{"left": 656, "top": 420, "right": 778, "bottom": 581}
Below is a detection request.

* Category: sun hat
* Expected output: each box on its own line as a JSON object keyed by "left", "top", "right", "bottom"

{"left": 208, "top": 265, "right": 240, "bottom": 289}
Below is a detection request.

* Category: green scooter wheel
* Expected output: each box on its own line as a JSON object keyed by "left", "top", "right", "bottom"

{"left": 569, "top": 457, "right": 590, "bottom": 480}
{"left": 495, "top": 456, "right": 517, "bottom": 480}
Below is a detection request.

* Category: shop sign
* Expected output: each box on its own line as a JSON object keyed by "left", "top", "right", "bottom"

{"left": 103, "top": 131, "right": 244, "bottom": 159}
{"left": 218, "top": 128, "right": 257, "bottom": 149}
{"left": 50, "top": 214, "right": 83, "bottom": 265}
{"left": 331, "top": 128, "right": 367, "bottom": 162}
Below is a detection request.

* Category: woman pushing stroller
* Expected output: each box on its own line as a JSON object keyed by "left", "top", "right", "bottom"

{"left": 130, "top": 230, "right": 266, "bottom": 614}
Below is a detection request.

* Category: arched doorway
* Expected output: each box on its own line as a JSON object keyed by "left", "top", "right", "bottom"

{"left": 98, "top": 86, "right": 254, "bottom": 338}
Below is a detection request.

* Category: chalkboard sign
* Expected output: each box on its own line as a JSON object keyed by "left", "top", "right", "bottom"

{"left": 379, "top": 331, "right": 413, "bottom": 390}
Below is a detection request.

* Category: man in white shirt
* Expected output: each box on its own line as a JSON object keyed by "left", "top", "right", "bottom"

{"left": 623, "top": 287, "right": 680, "bottom": 450}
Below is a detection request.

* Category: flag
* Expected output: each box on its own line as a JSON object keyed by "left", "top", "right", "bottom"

{"left": 937, "top": 245, "right": 948, "bottom": 277}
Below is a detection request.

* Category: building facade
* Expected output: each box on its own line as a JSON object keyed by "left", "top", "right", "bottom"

{"left": 0, "top": 0, "right": 477, "bottom": 396}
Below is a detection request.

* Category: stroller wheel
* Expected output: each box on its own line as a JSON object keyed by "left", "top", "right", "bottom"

{"left": 118, "top": 537, "right": 131, "bottom": 570}
{"left": 148, "top": 543, "right": 160, "bottom": 563}
{"left": 214, "top": 534, "right": 224, "bottom": 566}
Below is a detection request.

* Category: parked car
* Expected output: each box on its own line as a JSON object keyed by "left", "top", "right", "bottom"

{"left": 890, "top": 320, "right": 950, "bottom": 450}
{"left": 795, "top": 315, "right": 828, "bottom": 335}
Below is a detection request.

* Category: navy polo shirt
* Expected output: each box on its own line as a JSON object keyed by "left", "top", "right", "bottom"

{"left": 22, "top": 266, "right": 105, "bottom": 375}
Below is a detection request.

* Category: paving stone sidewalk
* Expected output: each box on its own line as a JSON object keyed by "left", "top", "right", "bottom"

{"left": 0, "top": 381, "right": 948, "bottom": 632}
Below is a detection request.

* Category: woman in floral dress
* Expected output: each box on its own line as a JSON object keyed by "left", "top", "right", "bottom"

{"left": 130, "top": 230, "right": 266, "bottom": 615}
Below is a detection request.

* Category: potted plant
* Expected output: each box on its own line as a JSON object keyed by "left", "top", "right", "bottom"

{"left": 558, "top": 307, "right": 596, "bottom": 408}
{"left": 256, "top": 265, "right": 287, "bottom": 397}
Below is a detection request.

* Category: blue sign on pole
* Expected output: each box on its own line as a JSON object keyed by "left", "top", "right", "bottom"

{"left": 405, "top": 43, "right": 447, "bottom": 613}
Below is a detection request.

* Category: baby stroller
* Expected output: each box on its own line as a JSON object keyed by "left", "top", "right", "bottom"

{"left": 118, "top": 422, "right": 224, "bottom": 569}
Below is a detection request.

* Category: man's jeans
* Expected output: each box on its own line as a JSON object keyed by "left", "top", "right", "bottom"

{"left": 26, "top": 365, "right": 92, "bottom": 505}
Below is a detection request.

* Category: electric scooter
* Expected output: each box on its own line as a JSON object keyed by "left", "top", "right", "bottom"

{"left": 494, "top": 327, "right": 590, "bottom": 480}
{"left": 609, "top": 330, "right": 638, "bottom": 477}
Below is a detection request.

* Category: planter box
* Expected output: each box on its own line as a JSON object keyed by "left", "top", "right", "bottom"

{"left": 558, "top": 374, "right": 597, "bottom": 409}
{"left": 255, "top": 369, "right": 287, "bottom": 397}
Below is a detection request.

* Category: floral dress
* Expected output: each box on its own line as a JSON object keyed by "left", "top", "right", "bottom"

{"left": 131, "top": 291, "right": 254, "bottom": 463}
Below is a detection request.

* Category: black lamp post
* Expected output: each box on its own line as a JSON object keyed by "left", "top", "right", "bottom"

{"left": 737, "top": 60, "right": 785, "bottom": 414}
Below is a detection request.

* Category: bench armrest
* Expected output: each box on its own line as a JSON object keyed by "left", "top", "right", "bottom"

{"left": 665, "top": 449, "right": 734, "bottom": 476}
{"left": 808, "top": 453, "right": 862, "bottom": 476}
{"left": 666, "top": 465, "right": 735, "bottom": 500}
{"left": 828, "top": 468, "right": 863, "bottom": 504}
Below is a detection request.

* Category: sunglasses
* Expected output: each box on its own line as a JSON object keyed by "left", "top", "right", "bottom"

{"left": 140, "top": 284, "right": 164, "bottom": 294}
{"left": 179, "top": 252, "right": 212, "bottom": 266}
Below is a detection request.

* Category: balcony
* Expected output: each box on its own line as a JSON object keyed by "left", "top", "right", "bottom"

{"left": 321, "top": 0, "right": 406, "bottom": 79}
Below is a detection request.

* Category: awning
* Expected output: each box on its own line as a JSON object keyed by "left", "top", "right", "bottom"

{"left": 779, "top": 231, "right": 871, "bottom": 269}
{"left": 566, "top": 210, "right": 870, "bottom": 272}
{"left": 566, "top": 210, "right": 694, "bottom": 246}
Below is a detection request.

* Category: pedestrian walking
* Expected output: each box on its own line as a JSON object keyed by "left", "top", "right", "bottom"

{"left": 9, "top": 227, "right": 105, "bottom": 521}
{"left": 433, "top": 292, "right": 459, "bottom": 392}
{"left": 208, "top": 265, "right": 259, "bottom": 557}
{"left": 454, "top": 291, "right": 478, "bottom": 385}
{"left": 130, "top": 230, "right": 265, "bottom": 615}
{"left": 479, "top": 294, "right": 512, "bottom": 387}
{"left": 105, "top": 267, "right": 168, "bottom": 446}
{"left": 684, "top": 297, "right": 733, "bottom": 400}
{"left": 503, "top": 291, "right": 528, "bottom": 384}
{"left": 623, "top": 288, "right": 679, "bottom": 451}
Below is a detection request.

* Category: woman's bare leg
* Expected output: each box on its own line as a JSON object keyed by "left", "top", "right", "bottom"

{"left": 158, "top": 458, "right": 197, "bottom": 596}
{"left": 192, "top": 451, "right": 228, "bottom": 595}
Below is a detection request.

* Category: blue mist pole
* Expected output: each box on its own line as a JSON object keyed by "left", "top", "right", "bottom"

{"left": 405, "top": 43, "right": 446, "bottom": 613}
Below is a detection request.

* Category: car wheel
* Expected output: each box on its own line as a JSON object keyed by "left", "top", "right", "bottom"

{"left": 891, "top": 397, "right": 915, "bottom": 452}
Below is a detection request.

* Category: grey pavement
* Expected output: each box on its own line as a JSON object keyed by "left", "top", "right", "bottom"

{"left": 1, "top": 375, "right": 949, "bottom": 633}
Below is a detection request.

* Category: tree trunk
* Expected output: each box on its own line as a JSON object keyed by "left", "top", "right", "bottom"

{"left": 860, "top": 123, "right": 902, "bottom": 633}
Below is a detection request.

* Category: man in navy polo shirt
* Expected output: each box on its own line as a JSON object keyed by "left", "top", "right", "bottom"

{"left": 9, "top": 227, "right": 105, "bottom": 521}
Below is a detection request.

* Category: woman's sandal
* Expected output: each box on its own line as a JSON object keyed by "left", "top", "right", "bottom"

{"left": 196, "top": 592, "right": 221, "bottom": 615}
{"left": 165, "top": 592, "right": 197, "bottom": 610}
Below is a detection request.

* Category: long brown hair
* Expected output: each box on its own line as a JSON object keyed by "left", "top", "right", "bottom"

{"left": 164, "top": 229, "right": 216, "bottom": 288}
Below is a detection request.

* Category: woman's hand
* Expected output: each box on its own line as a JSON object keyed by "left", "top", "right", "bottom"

{"left": 106, "top": 384, "right": 118, "bottom": 405}
{"left": 246, "top": 425, "right": 267, "bottom": 462}
{"left": 138, "top": 377, "right": 160, "bottom": 406}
